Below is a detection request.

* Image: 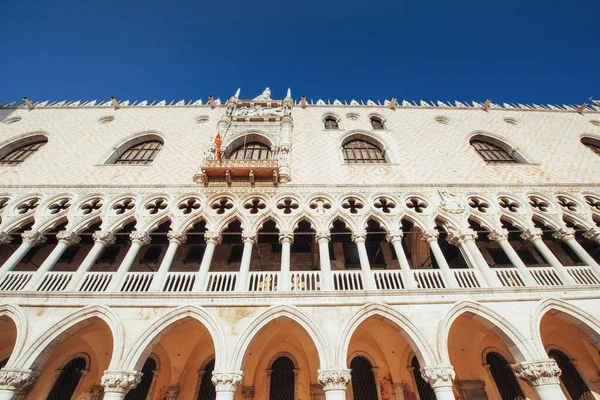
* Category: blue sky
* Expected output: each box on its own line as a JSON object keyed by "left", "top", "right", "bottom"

{"left": 0, "top": 0, "right": 598, "bottom": 105}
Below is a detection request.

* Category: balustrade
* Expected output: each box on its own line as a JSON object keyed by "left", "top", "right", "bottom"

{"left": 565, "top": 266, "right": 600, "bottom": 285}
{"left": 528, "top": 267, "right": 563, "bottom": 286}
{"left": 290, "top": 271, "right": 321, "bottom": 291}
{"left": 332, "top": 270, "right": 364, "bottom": 291}
{"left": 453, "top": 269, "right": 481, "bottom": 288}
{"left": 78, "top": 272, "right": 113, "bottom": 292}
{"left": 413, "top": 269, "right": 445, "bottom": 289}
{"left": 120, "top": 272, "right": 154, "bottom": 292}
{"left": 205, "top": 272, "right": 237, "bottom": 292}
{"left": 373, "top": 270, "right": 404, "bottom": 290}
{"left": 248, "top": 271, "right": 279, "bottom": 292}
{"left": 162, "top": 272, "right": 196, "bottom": 292}
{"left": 37, "top": 271, "right": 73, "bottom": 291}
{"left": 495, "top": 268, "right": 526, "bottom": 287}
{"left": 0, "top": 271, "right": 33, "bottom": 291}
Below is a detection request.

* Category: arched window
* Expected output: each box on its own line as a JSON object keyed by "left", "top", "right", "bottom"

{"left": 228, "top": 142, "right": 272, "bottom": 160}
{"left": 125, "top": 357, "right": 157, "bottom": 400}
{"left": 197, "top": 359, "right": 216, "bottom": 400}
{"left": 581, "top": 137, "right": 600, "bottom": 155}
{"left": 269, "top": 357, "right": 295, "bottom": 400}
{"left": 411, "top": 356, "right": 436, "bottom": 400}
{"left": 470, "top": 138, "right": 520, "bottom": 163}
{"left": 0, "top": 137, "right": 48, "bottom": 165}
{"left": 549, "top": 349, "right": 594, "bottom": 400}
{"left": 370, "top": 116, "right": 385, "bottom": 130}
{"left": 45, "top": 357, "right": 87, "bottom": 400}
{"left": 350, "top": 356, "right": 378, "bottom": 400}
{"left": 343, "top": 139, "right": 386, "bottom": 163}
{"left": 485, "top": 352, "right": 526, "bottom": 400}
{"left": 324, "top": 116, "right": 339, "bottom": 130}
{"left": 114, "top": 140, "right": 163, "bottom": 165}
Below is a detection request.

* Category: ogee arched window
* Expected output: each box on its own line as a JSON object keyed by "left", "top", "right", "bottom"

{"left": 549, "top": 349, "right": 594, "bottom": 400}
{"left": 0, "top": 137, "right": 48, "bottom": 165}
{"left": 485, "top": 352, "right": 526, "bottom": 400}
{"left": 324, "top": 115, "right": 339, "bottom": 130}
{"left": 269, "top": 357, "right": 295, "bottom": 400}
{"left": 342, "top": 139, "right": 386, "bottom": 163}
{"left": 350, "top": 356, "right": 378, "bottom": 400}
{"left": 470, "top": 137, "right": 521, "bottom": 163}
{"left": 45, "top": 357, "right": 87, "bottom": 400}
{"left": 114, "top": 140, "right": 163, "bottom": 165}
{"left": 411, "top": 356, "right": 436, "bottom": 400}
{"left": 197, "top": 359, "right": 216, "bottom": 400}
{"left": 370, "top": 116, "right": 385, "bottom": 130}
{"left": 581, "top": 137, "right": 600, "bottom": 156}
{"left": 124, "top": 357, "right": 157, "bottom": 400}
{"left": 229, "top": 142, "right": 272, "bottom": 160}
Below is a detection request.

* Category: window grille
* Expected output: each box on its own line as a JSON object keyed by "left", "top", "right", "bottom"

{"left": 45, "top": 357, "right": 87, "bottom": 400}
{"left": 0, "top": 139, "right": 47, "bottom": 165}
{"left": 470, "top": 140, "right": 518, "bottom": 163}
{"left": 197, "top": 359, "right": 216, "bottom": 400}
{"left": 269, "top": 357, "right": 295, "bottom": 400}
{"left": 581, "top": 137, "right": 600, "bottom": 156}
{"left": 549, "top": 349, "right": 594, "bottom": 400}
{"left": 370, "top": 117, "right": 385, "bottom": 130}
{"left": 350, "top": 356, "right": 378, "bottom": 400}
{"left": 324, "top": 116, "right": 339, "bottom": 129}
{"left": 485, "top": 352, "right": 526, "bottom": 400}
{"left": 228, "top": 142, "right": 272, "bottom": 160}
{"left": 342, "top": 140, "right": 386, "bottom": 163}
{"left": 115, "top": 140, "right": 163, "bottom": 165}
{"left": 411, "top": 357, "right": 436, "bottom": 400}
{"left": 125, "top": 357, "right": 157, "bottom": 400}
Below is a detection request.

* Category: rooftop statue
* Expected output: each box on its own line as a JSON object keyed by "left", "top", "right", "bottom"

{"left": 253, "top": 87, "right": 272, "bottom": 101}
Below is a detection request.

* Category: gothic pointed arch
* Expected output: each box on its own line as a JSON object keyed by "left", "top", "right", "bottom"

{"left": 45, "top": 355, "right": 89, "bottom": 400}
{"left": 0, "top": 304, "right": 28, "bottom": 367}
{"left": 103, "top": 132, "right": 165, "bottom": 165}
{"left": 0, "top": 132, "right": 48, "bottom": 166}
{"left": 468, "top": 133, "right": 529, "bottom": 163}
{"left": 581, "top": 136, "right": 600, "bottom": 156}
{"left": 223, "top": 132, "right": 276, "bottom": 160}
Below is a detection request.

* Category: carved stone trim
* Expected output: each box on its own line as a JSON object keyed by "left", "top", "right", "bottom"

{"left": 488, "top": 229, "right": 508, "bottom": 242}
{"left": 101, "top": 370, "right": 142, "bottom": 394}
{"left": 584, "top": 228, "right": 600, "bottom": 243}
{"left": 92, "top": 231, "right": 116, "bottom": 246}
{"left": 56, "top": 231, "right": 81, "bottom": 246}
{"left": 552, "top": 228, "right": 575, "bottom": 242}
{"left": 211, "top": 372, "right": 243, "bottom": 392}
{"left": 0, "top": 232, "right": 13, "bottom": 245}
{"left": 21, "top": 231, "right": 46, "bottom": 246}
{"left": 278, "top": 232, "right": 294, "bottom": 244}
{"left": 420, "top": 365, "right": 455, "bottom": 389}
{"left": 512, "top": 360, "right": 561, "bottom": 387}
{"left": 386, "top": 231, "right": 403, "bottom": 243}
{"left": 317, "top": 369, "right": 351, "bottom": 391}
{"left": 167, "top": 231, "right": 187, "bottom": 245}
{"left": 422, "top": 230, "right": 439, "bottom": 243}
{"left": 315, "top": 232, "right": 331, "bottom": 242}
{"left": 129, "top": 231, "right": 151, "bottom": 246}
{"left": 0, "top": 369, "right": 39, "bottom": 392}
{"left": 351, "top": 232, "right": 367, "bottom": 243}
{"left": 204, "top": 231, "right": 222, "bottom": 245}
{"left": 521, "top": 228, "right": 543, "bottom": 242}
{"left": 242, "top": 231, "right": 257, "bottom": 244}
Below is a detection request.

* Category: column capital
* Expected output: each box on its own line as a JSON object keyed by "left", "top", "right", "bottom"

{"left": 488, "top": 229, "right": 509, "bottom": 242}
{"left": 21, "top": 231, "right": 46, "bottom": 246}
{"left": 351, "top": 232, "right": 367, "bottom": 243}
{"left": 242, "top": 386, "right": 255, "bottom": 400}
{"left": 317, "top": 369, "right": 351, "bottom": 391}
{"left": 552, "top": 227, "right": 575, "bottom": 242}
{"left": 101, "top": 370, "right": 142, "bottom": 394}
{"left": 420, "top": 365, "right": 455, "bottom": 389}
{"left": 92, "top": 231, "right": 116, "bottom": 246}
{"left": 129, "top": 231, "right": 151, "bottom": 246}
{"left": 56, "top": 231, "right": 81, "bottom": 246}
{"left": 316, "top": 231, "right": 331, "bottom": 242}
{"left": 386, "top": 231, "right": 403, "bottom": 243}
{"left": 447, "top": 229, "right": 476, "bottom": 246}
{"left": 422, "top": 230, "right": 439, "bottom": 243}
{"left": 584, "top": 227, "right": 600, "bottom": 243}
{"left": 279, "top": 232, "right": 294, "bottom": 244}
{"left": 204, "top": 231, "right": 222, "bottom": 245}
{"left": 211, "top": 372, "right": 243, "bottom": 392}
{"left": 521, "top": 228, "right": 543, "bottom": 242}
{"left": 167, "top": 231, "right": 187, "bottom": 245}
{"left": 164, "top": 385, "right": 180, "bottom": 400}
{"left": 0, "top": 231, "right": 13, "bottom": 245}
{"left": 0, "top": 368, "right": 39, "bottom": 392}
{"left": 512, "top": 360, "right": 561, "bottom": 387}
{"left": 242, "top": 231, "right": 257, "bottom": 244}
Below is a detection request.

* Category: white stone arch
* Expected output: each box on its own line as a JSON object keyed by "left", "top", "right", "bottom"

{"left": 121, "top": 305, "right": 227, "bottom": 371}
{"left": 467, "top": 131, "right": 534, "bottom": 164}
{"left": 250, "top": 212, "right": 284, "bottom": 233}
{"left": 180, "top": 215, "right": 210, "bottom": 234}
{"left": 580, "top": 134, "right": 600, "bottom": 155}
{"left": 322, "top": 112, "right": 342, "bottom": 130}
{"left": 98, "top": 130, "right": 166, "bottom": 164}
{"left": 289, "top": 213, "right": 319, "bottom": 233}
{"left": 395, "top": 213, "right": 432, "bottom": 232}
{"left": 438, "top": 300, "right": 536, "bottom": 364}
{"left": 337, "top": 303, "right": 436, "bottom": 368}
{"left": 14, "top": 305, "right": 124, "bottom": 371}
{"left": 0, "top": 131, "right": 49, "bottom": 163}
{"left": 0, "top": 304, "right": 28, "bottom": 368}
{"left": 231, "top": 304, "right": 332, "bottom": 371}
{"left": 339, "top": 130, "right": 395, "bottom": 163}
{"left": 465, "top": 210, "right": 503, "bottom": 233}
{"left": 324, "top": 212, "right": 359, "bottom": 234}
{"left": 214, "top": 212, "right": 249, "bottom": 234}
{"left": 366, "top": 113, "right": 388, "bottom": 130}
{"left": 66, "top": 193, "right": 107, "bottom": 233}
{"left": 222, "top": 130, "right": 277, "bottom": 159}
{"left": 359, "top": 212, "right": 392, "bottom": 234}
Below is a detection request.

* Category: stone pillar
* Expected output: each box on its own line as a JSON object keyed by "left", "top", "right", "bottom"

{"left": 420, "top": 365, "right": 456, "bottom": 400}
{"left": 279, "top": 232, "right": 293, "bottom": 291}
{"left": 212, "top": 372, "right": 243, "bottom": 400}
{"left": 351, "top": 232, "right": 376, "bottom": 290}
{"left": 0, "top": 369, "right": 38, "bottom": 400}
{"left": 422, "top": 231, "right": 459, "bottom": 288}
{"left": 386, "top": 231, "right": 417, "bottom": 289}
{"left": 513, "top": 360, "right": 566, "bottom": 400}
{"left": 554, "top": 228, "right": 600, "bottom": 277}
{"left": 193, "top": 232, "right": 221, "bottom": 292}
{"left": 521, "top": 229, "right": 576, "bottom": 285}
{"left": 149, "top": 232, "right": 186, "bottom": 292}
{"left": 318, "top": 369, "right": 351, "bottom": 400}
{"left": 0, "top": 232, "right": 46, "bottom": 281}
{"left": 108, "top": 232, "right": 151, "bottom": 292}
{"left": 488, "top": 229, "right": 538, "bottom": 286}
{"left": 66, "top": 232, "right": 116, "bottom": 291}
{"left": 25, "top": 231, "right": 81, "bottom": 291}
{"left": 236, "top": 231, "right": 256, "bottom": 292}
{"left": 448, "top": 230, "right": 502, "bottom": 288}
{"left": 101, "top": 371, "right": 142, "bottom": 400}
{"left": 278, "top": 94, "right": 293, "bottom": 183}
{"left": 165, "top": 385, "right": 180, "bottom": 400}
{"left": 316, "top": 232, "right": 333, "bottom": 290}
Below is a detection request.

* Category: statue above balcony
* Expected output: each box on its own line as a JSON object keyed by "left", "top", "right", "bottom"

{"left": 233, "top": 104, "right": 288, "bottom": 117}
{"left": 253, "top": 87, "right": 272, "bottom": 101}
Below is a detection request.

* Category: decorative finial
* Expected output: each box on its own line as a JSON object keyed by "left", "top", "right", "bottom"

{"left": 286, "top": 88, "right": 291, "bottom": 98}
{"left": 234, "top": 88, "right": 241, "bottom": 98}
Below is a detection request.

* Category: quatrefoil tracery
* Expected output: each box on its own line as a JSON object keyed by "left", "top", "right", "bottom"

{"left": 529, "top": 196, "right": 550, "bottom": 212}
{"left": 468, "top": 197, "right": 489, "bottom": 213}
{"left": 341, "top": 198, "right": 364, "bottom": 214}
{"left": 557, "top": 196, "right": 578, "bottom": 212}
{"left": 178, "top": 198, "right": 201, "bottom": 214}
{"left": 585, "top": 196, "right": 600, "bottom": 212}
{"left": 0, "top": 198, "right": 9, "bottom": 212}
{"left": 112, "top": 198, "right": 135, "bottom": 215}
{"left": 499, "top": 197, "right": 520, "bottom": 213}
{"left": 309, "top": 198, "right": 332, "bottom": 214}
{"left": 406, "top": 197, "right": 427, "bottom": 213}
{"left": 145, "top": 199, "right": 168, "bottom": 215}
{"left": 244, "top": 198, "right": 267, "bottom": 214}
{"left": 277, "top": 198, "right": 299, "bottom": 214}
{"left": 211, "top": 198, "right": 234, "bottom": 214}
{"left": 81, "top": 199, "right": 103, "bottom": 215}
{"left": 48, "top": 198, "right": 71, "bottom": 214}
{"left": 17, "top": 198, "right": 39, "bottom": 214}
{"left": 374, "top": 198, "right": 396, "bottom": 214}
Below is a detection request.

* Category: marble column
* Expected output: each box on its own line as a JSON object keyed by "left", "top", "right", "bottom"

{"left": 351, "top": 232, "right": 376, "bottom": 290}
{"left": 212, "top": 372, "right": 243, "bottom": 400}
{"left": 521, "top": 229, "right": 576, "bottom": 285}
{"left": 0, "top": 231, "right": 46, "bottom": 281}
{"left": 421, "top": 231, "right": 459, "bottom": 288}
{"left": 279, "top": 232, "right": 293, "bottom": 291}
{"left": 316, "top": 232, "right": 333, "bottom": 290}
{"left": 0, "top": 369, "right": 38, "bottom": 400}
{"left": 554, "top": 228, "right": 600, "bottom": 277}
{"left": 101, "top": 371, "right": 142, "bottom": 400}
{"left": 236, "top": 231, "right": 256, "bottom": 292}
{"left": 149, "top": 231, "right": 186, "bottom": 292}
{"left": 108, "top": 232, "right": 151, "bottom": 292}
{"left": 193, "top": 232, "right": 221, "bottom": 292}
{"left": 25, "top": 231, "right": 81, "bottom": 291}
{"left": 386, "top": 231, "right": 417, "bottom": 289}
{"left": 318, "top": 369, "right": 351, "bottom": 400}
{"left": 420, "top": 365, "right": 456, "bottom": 400}
{"left": 513, "top": 360, "right": 566, "bottom": 400}
{"left": 488, "top": 229, "right": 538, "bottom": 286}
{"left": 66, "top": 231, "right": 116, "bottom": 291}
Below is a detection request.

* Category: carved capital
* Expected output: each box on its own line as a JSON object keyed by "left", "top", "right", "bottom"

{"left": 512, "top": 360, "right": 561, "bottom": 387}
{"left": 447, "top": 230, "right": 476, "bottom": 246}
{"left": 552, "top": 228, "right": 575, "bottom": 242}
{"left": 351, "top": 232, "right": 367, "bottom": 244}
{"left": 242, "top": 231, "right": 257, "bottom": 244}
{"left": 165, "top": 385, "right": 180, "bottom": 400}
{"left": 0, "top": 369, "right": 38, "bottom": 392}
{"left": 21, "top": 231, "right": 46, "bottom": 246}
{"left": 420, "top": 365, "right": 455, "bottom": 389}
{"left": 0, "top": 231, "right": 13, "bottom": 245}
{"left": 101, "top": 370, "right": 142, "bottom": 394}
{"left": 92, "top": 231, "right": 116, "bottom": 246}
{"left": 129, "top": 231, "right": 151, "bottom": 246}
{"left": 211, "top": 372, "right": 243, "bottom": 392}
{"left": 521, "top": 228, "right": 543, "bottom": 242}
{"left": 584, "top": 228, "right": 600, "bottom": 243}
{"left": 204, "top": 231, "right": 222, "bottom": 245}
{"left": 56, "top": 231, "right": 81, "bottom": 246}
{"left": 488, "top": 229, "right": 508, "bottom": 242}
{"left": 386, "top": 231, "right": 404, "bottom": 243}
{"left": 422, "top": 230, "right": 439, "bottom": 243}
{"left": 315, "top": 232, "right": 331, "bottom": 242}
{"left": 167, "top": 231, "right": 187, "bottom": 244}
{"left": 279, "top": 232, "right": 294, "bottom": 244}
{"left": 242, "top": 386, "right": 255, "bottom": 400}
{"left": 317, "top": 369, "right": 351, "bottom": 391}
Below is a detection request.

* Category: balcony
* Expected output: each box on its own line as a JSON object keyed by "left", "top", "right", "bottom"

{"left": 193, "top": 159, "right": 279, "bottom": 185}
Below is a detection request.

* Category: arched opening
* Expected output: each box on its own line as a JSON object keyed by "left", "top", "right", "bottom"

{"left": 469, "top": 135, "right": 524, "bottom": 163}
{"left": 0, "top": 135, "right": 48, "bottom": 166}
{"left": 485, "top": 352, "right": 526, "bottom": 400}
{"left": 434, "top": 222, "right": 468, "bottom": 269}
{"left": 350, "top": 356, "right": 378, "bottom": 400}
{"left": 197, "top": 359, "right": 216, "bottom": 400}
{"left": 291, "top": 219, "right": 316, "bottom": 273}
{"left": 562, "top": 217, "right": 600, "bottom": 264}
{"left": 410, "top": 356, "right": 435, "bottom": 400}
{"left": 133, "top": 220, "right": 171, "bottom": 271}
{"left": 125, "top": 357, "right": 157, "bottom": 400}
{"left": 329, "top": 219, "right": 357, "bottom": 278}
{"left": 0, "top": 219, "right": 34, "bottom": 267}
{"left": 533, "top": 218, "right": 585, "bottom": 266}
{"left": 342, "top": 139, "right": 386, "bottom": 164}
{"left": 13, "top": 220, "right": 67, "bottom": 273}
{"left": 91, "top": 220, "right": 137, "bottom": 272}
{"left": 499, "top": 218, "right": 548, "bottom": 268}
{"left": 581, "top": 137, "right": 600, "bottom": 156}
{"left": 45, "top": 356, "right": 88, "bottom": 400}
{"left": 107, "top": 135, "right": 164, "bottom": 165}
{"left": 369, "top": 116, "right": 385, "bottom": 130}
{"left": 549, "top": 349, "right": 594, "bottom": 400}
{"left": 400, "top": 219, "right": 433, "bottom": 270}
{"left": 323, "top": 116, "right": 339, "bottom": 130}
{"left": 269, "top": 356, "right": 295, "bottom": 400}
{"left": 0, "top": 315, "right": 17, "bottom": 367}
{"left": 228, "top": 142, "right": 272, "bottom": 160}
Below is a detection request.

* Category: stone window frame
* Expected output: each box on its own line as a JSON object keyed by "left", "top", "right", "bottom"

{"left": 467, "top": 132, "right": 534, "bottom": 164}
{"left": 581, "top": 135, "right": 600, "bottom": 156}
{"left": 339, "top": 131, "right": 395, "bottom": 165}
{"left": 265, "top": 352, "right": 300, "bottom": 400}
{"left": 99, "top": 131, "right": 166, "bottom": 166}
{"left": 0, "top": 132, "right": 49, "bottom": 167}
{"left": 322, "top": 113, "right": 341, "bottom": 130}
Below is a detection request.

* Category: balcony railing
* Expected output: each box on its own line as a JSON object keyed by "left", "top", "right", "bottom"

{"left": 453, "top": 269, "right": 481, "bottom": 288}
{"left": 163, "top": 272, "right": 196, "bottom": 292}
{"left": 495, "top": 268, "right": 526, "bottom": 287}
{"left": 194, "top": 159, "right": 280, "bottom": 185}
{"left": 413, "top": 270, "right": 445, "bottom": 289}
{"left": 528, "top": 267, "right": 563, "bottom": 286}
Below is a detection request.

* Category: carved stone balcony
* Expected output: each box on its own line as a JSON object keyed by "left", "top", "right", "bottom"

{"left": 193, "top": 159, "right": 280, "bottom": 185}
